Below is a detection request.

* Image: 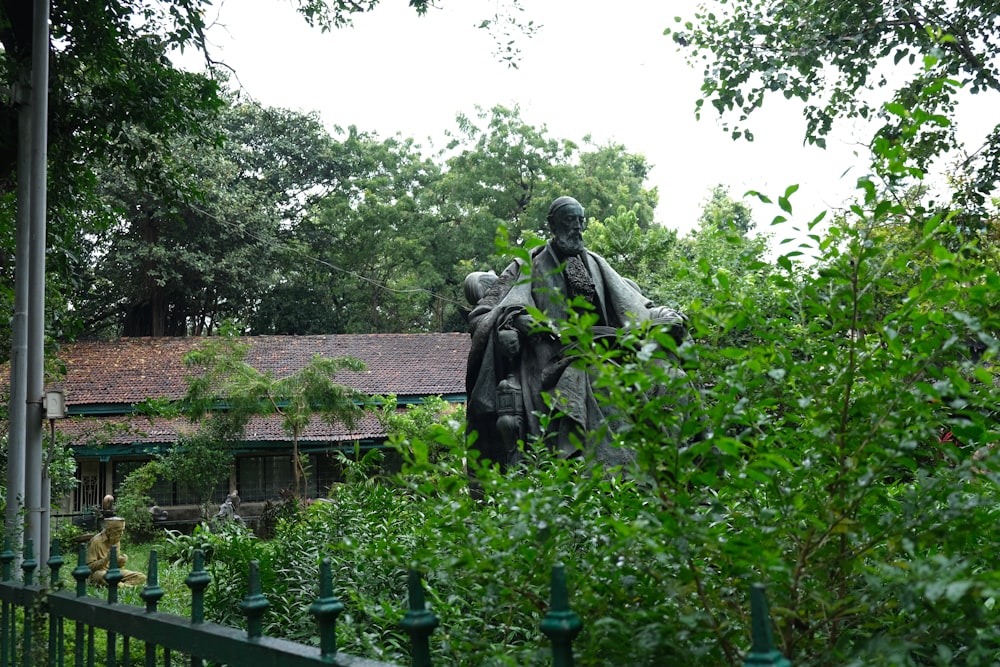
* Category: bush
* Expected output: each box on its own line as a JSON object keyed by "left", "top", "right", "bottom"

{"left": 52, "top": 520, "right": 88, "bottom": 557}
{"left": 114, "top": 461, "right": 161, "bottom": 537}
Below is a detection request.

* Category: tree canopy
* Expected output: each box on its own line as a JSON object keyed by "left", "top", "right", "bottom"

{"left": 58, "top": 100, "right": 666, "bottom": 339}
{"left": 74, "top": 100, "right": 352, "bottom": 337}
{"left": 669, "top": 0, "right": 1000, "bottom": 210}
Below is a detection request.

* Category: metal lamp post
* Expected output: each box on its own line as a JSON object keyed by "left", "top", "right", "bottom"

{"left": 41, "top": 389, "right": 66, "bottom": 565}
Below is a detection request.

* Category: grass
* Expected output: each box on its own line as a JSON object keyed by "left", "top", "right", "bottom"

{"left": 49, "top": 535, "right": 196, "bottom": 618}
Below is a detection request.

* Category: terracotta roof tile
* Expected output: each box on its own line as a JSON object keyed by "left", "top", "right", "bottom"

{"left": 47, "top": 334, "right": 470, "bottom": 407}
{"left": 56, "top": 412, "right": 386, "bottom": 445}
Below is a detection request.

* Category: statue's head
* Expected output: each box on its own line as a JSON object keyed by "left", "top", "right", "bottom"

{"left": 547, "top": 196, "right": 586, "bottom": 257}
{"left": 104, "top": 517, "right": 125, "bottom": 542}
{"left": 463, "top": 271, "right": 498, "bottom": 305}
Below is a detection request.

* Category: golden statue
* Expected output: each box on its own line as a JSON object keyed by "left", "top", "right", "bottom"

{"left": 86, "top": 517, "right": 146, "bottom": 586}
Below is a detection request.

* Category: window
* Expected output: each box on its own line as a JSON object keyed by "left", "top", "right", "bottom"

{"left": 312, "top": 452, "right": 342, "bottom": 497}
{"left": 238, "top": 455, "right": 295, "bottom": 502}
{"left": 111, "top": 458, "right": 228, "bottom": 507}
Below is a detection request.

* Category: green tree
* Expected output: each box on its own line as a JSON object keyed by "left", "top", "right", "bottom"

{"left": 641, "top": 185, "right": 772, "bottom": 314}
{"left": 668, "top": 0, "right": 1000, "bottom": 210}
{"left": 257, "top": 105, "right": 664, "bottom": 336}
{"left": 0, "top": 3, "right": 222, "bottom": 350}
{"left": 435, "top": 105, "right": 660, "bottom": 248}
{"left": 159, "top": 431, "right": 235, "bottom": 520}
{"left": 75, "top": 100, "right": 351, "bottom": 337}
{"left": 434, "top": 104, "right": 578, "bottom": 257}
{"left": 183, "top": 333, "right": 369, "bottom": 499}
{"left": 583, "top": 204, "right": 678, "bottom": 289}
{"left": 0, "top": 0, "right": 529, "bottom": 350}
{"left": 112, "top": 460, "right": 162, "bottom": 537}
{"left": 698, "top": 184, "right": 755, "bottom": 235}
{"left": 255, "top": 128, "right": 446, "bottom": 335}
{"left": 565, "top": 137, "right": 660, "bottom": 229}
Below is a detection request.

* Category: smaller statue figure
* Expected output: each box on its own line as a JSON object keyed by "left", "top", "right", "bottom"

{"left": 215, "top": 493, "right": 244, "bottom": 525}
{"left": 227, "top": 489, "right": 241, "bottom": 514}
{"left": 86, "top": 517, "right": 146, "bottom": 586}
{"left": 494, "top": 327, "right": 525, "bottom": 465}
{"left": 98, "top": 493, "right": 116, "bottom": 530}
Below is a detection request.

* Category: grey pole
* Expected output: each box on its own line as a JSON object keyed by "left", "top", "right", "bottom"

{"left": 25, "top": 0, "right": 51, "bottom": 565}
{"left": 5, "top": 73, "right": 32, "bottom": 559}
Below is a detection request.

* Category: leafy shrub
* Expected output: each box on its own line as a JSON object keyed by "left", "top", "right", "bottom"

{"left": 114, "top": 460, "right": 162, "bottom": 537}
{"left": 52, "top": 520, "right": 88, "bottom": 557}
{"left": 161, "top": 524, "right": 218, "bottom": 567}
{"left": 257, "top": 496, "right": 304, "bottom": 540}
{"left": 157, "top": 431, "right": 234, "bottom": 520}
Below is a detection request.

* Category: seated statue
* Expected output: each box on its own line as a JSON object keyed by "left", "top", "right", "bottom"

{"left": 215, "top": 494, "right": 244, "bottom": 524}
{"left": 86, "top": 517, "right": 147, "bottom": 586}
{"left": 465, "top": 195, "right": 688, "bottom": 469}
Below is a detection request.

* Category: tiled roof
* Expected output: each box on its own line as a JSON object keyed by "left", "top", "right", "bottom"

{"left": 30, "top": 334, "right": 471, "bottom": 448}
{"left": 48, "top": 334, "right": 470, "bottom": 407}
{"left": 57, "top": 412, "right": 387, "bottom": 446}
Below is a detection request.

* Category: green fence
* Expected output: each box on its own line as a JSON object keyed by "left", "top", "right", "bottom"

{"left": 0, "top": 537, "right": 791, "bottom": 667}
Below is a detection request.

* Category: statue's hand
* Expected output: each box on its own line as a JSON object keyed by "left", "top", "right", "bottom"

{"left": 512, "top": 313, "right": 535, "bottom": 337}
{"left": 118, "top": 554, "right": 127, "bottom": 566}
{"left": 514, "top": 313, "right": 560, "bottom": 340}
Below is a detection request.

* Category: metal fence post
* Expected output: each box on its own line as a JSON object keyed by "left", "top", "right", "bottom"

{"left": 400, "top": 570, "right": 438, "bottom": 667}
{"left": 47, "top": 541, "right": 64, "bottom": 667}
{"left": 184, "top": 549, "right": 211, "bottom": 667}
{"left": 1, "top": 535, "right": 14, "bottom": 667}
{"left": 140, "top": 550, "right": 164, "bottom": 613}
{"left": 184, "top": 549, "right": 211, "bottom": 625}
{"left": 540, "top": 564, "right": 582, "bottom": 667}
{"left": 240, "top": 560, "right": 270, "bottom": 639}
{"left": 71, "top": 545, "right": 90, "bottom": 597}
{"left": 141, "top": 549, "right": 165, "bottom": 667}
{"left": 309, "top": 557, "right": 345, "bottom": 661}
{"left": 20, "top": 540, "right": 36, "bottom": 667}
{"left": 105, "top": 546, "right": 123, "bottom": 667}
{"left": 743, "top": 584, "right": 792, "bottom": 667}
{"left": 70, "top": 544, "right": 90, "bottom": 667}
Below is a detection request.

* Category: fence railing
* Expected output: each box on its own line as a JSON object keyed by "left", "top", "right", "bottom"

{"left": 0, "top": 536, "right": 793, "bottom": 667}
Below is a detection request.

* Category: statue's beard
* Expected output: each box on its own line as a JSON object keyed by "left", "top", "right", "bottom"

{"left": 553, "top": 234, "right": 585, "bottom": 258}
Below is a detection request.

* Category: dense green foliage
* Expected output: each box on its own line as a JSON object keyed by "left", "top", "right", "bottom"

{"left": 29, "top": 98, "right": 662, "bottom": 340}
{"left": 241, "top": 104, "right": 660, "bottom": 336}
{"left": 175, "top": 172, "right": 999, "bottom": 665}
{"left": 74, "top": 101, "right": 352, "bottom": 337}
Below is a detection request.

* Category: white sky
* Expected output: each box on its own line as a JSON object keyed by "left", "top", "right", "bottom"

{"left": 180, "top": 0, "right": 994, "bottom": 245}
